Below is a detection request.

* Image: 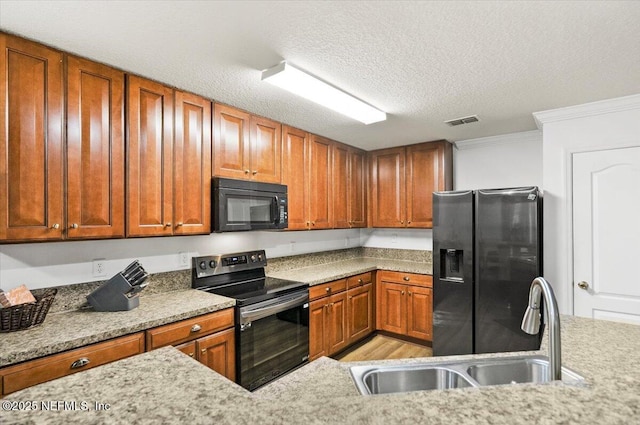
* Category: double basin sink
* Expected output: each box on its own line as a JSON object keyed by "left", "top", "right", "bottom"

{"left": 350, "top": 355, "right": 584, "bottom": 395}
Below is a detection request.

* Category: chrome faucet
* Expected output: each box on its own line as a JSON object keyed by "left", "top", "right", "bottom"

{"left": 521, "top": 277, "right": 562, "bottom": 381}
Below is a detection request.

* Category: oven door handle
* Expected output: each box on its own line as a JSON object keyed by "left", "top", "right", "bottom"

{"left": 240, "top": 292, "right": 308, "bottom": 324}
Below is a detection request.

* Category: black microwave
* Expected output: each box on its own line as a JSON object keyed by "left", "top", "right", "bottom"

{"left": 213, "top": 178, "right": 288, "bottom": 232}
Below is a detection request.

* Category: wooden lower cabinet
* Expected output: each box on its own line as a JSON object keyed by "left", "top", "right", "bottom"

{"left": 0, "top": 333, "right": 144, "bottom": 396}
{"left": 146, "top": 308, "right": 235, "bottom": 381}
{"left": 346, "top": 282, "right": 374, "bottom": 344}
{"left": 310, "top": 272, "right": 375, "bottom": 360}
{"left": 376, "top": 271, "right": 433, "bottom": 342}
{"left": 196, "top": 328, "right": 235, "bottom": 382}
{"left": 309, "top": 291, "right": 348, "bottom": 361}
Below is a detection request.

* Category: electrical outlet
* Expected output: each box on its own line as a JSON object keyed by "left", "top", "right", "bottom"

{"left": 179, "top": 251, "right": 189, "bottom": 267}
{"left": 290, "top": 241, "right": 296, "bottom": 252}
{"left": 392, "top": 233, "right": 398, "bottom": 244}
{"left": 92, "top": 259, "right": 107, "bottom": 277}
{"left": 345, "top": 237, "right": 350, "bottom": 247}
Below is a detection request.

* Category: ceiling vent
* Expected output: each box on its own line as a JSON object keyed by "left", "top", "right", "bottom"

{"left": 444, "top": 115, "right": 480, "bottom": 127}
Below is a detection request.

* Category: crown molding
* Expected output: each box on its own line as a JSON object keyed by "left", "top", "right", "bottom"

{"left": 453, "top": 130, "right": 541, "bottom": 151}
{"left": 533, "top": 93, "right": 640, "bottom": 129}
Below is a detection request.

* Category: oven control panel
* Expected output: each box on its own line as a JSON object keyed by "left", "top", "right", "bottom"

{"left": 192, "top": 250, "right": 267, "bottom": 279}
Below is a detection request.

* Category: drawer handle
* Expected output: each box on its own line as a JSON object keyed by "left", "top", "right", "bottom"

{"left": 189, "top": 352, "right": 195, "bottom": 358}
{"left": 358, "top": 279, "right": 363, "bottom": 284}
{"left": 70, "top": 358, "right": 90, "bottom": 369}
{"left": 326, "top": 287, "right": 331, "bottom": 293}
{"left": 191, "top": 324, "right": 202, "bottom": 333}
{"left": 403, "top": 276, "right": 410, "bottom": 281}
{"left": 201, "top": 348, "right": 206, "bottom": 354}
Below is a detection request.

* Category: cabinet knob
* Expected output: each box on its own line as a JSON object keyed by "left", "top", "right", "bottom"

{"left": 403, "top": 276, "right": 410, "bottom": 281}
{"left": 401, "top": 291, "right": 405, "bottom": 295}
{"left": 191, "top": 324, "right": 202, "bottom": 333}
{"left": 176, "top": 222, "right": 183, "bottom": 227}
{"left": 358, "top": 279, "right": 363, "bottom": 284}
{"left": 407, "top": 221, "right": 411, "bottom": 225}
{"left": 326, "top": 287, "right": 331, "bottom": 293}
{"left": 70, "top": 357, "right": 90, "bottom": 369}
{"left": 165, "top": 223, "right": 172, "bottom": 227}
{"left": 51, "top": 223, "right": 60, "bottom": 230}
{"left": 244, "top": 169, "right": 250, "bottom": 174}
{"left": 312, "top": 221, "right": 316, "bottom": 226}
{"left": 188, "top": 352, "right": 195, "bottom": 358}
{"left": 201, "top": 348, "right": 206, "bottom": 353}
{"left": 400, "top": 220, "right": 404, "bottom": 224}
{"left": 252, "top": 170, "right": 257, "bottom": 175}
{"left": 408, "top": 291, "right": 412, "bottom": 296}
{"left": 70, "top": 223, "right": 79, "bottom": 229}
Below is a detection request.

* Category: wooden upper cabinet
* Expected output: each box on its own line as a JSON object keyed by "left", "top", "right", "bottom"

{"left": 0, "top": 34, "right": 64, "bottom": 241}
{"left": 213, "top": 103, "right": 250, "bottom": 180}
{"left": 333, "top": 143, "right": 367, "bottom": 229}
{"left": 213, "top": 104, "right": 281, "bottom": 182}
{"left": 250, "top": 115, "right": 281, "bottom": 183}
{"left": 369, "top": 147, "right": 405, "bottom": 227}
{"left": 66, "top": 56, "right": 125, "bottom": 239}
{"left": 406, "top": 141, "right": 452, "bottom": 228}
{"left": 369, "top": 141, "right": 452, "bottom": 229}
{"left": 309, "top": 135, "right": 333, "bottom": 229}
{"left": 174, "top": 91, "right": 212, "bottom": 235}
{"left": 126, "top": 75, "right": 174, "bottom": 237}
{"left": 281, "top": 126, "right": 309, "bottom": 230}
{"left": 332, "top": 142, "right": 350, "bottom": 228}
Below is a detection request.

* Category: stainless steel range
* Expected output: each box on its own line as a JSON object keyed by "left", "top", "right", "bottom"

{"left": 192, "top": 250, "right": 309, "bottom": 391}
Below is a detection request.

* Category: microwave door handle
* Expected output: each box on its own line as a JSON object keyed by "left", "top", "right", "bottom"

{"left": 273, "top": 196, "right": 280, "bottom": 224}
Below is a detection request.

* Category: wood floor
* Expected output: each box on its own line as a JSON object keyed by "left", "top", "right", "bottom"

{"left": 334, "top": 335, "right": 433, "bottom": 362}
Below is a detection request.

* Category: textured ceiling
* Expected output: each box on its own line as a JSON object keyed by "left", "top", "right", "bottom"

{"left": 1, "top": 1, "right": 639, "bottom": 150}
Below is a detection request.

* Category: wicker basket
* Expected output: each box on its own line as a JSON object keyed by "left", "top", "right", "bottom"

{"left": 0, "top": 288, "right": 57, "bottom": 333}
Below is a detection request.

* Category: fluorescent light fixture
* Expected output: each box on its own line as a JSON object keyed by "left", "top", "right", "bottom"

{"left": 262, "top": 62, "right": 386, "bottom": 125}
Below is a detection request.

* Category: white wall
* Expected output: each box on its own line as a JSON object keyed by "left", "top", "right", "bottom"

{"left": 453, "top": 130, "right": 542, "bottom": 191}
{"left": 536, "top": 94, "right": 640, "bottom": 315}
{"left": 0, "top": 229, "right": 360, "bottom": 291}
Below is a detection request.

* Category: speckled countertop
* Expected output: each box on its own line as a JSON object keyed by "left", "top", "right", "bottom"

{"left": 267, "top": 257, "right": 431, "bottom": 285}
{"left": 3, "top": 316, "right": 639, "bottom": 424}
{"left": 0, "top": 290, "right": 234, "bottom": 367}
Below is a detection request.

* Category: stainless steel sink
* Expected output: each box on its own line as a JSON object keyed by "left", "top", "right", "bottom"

{"left": 466, "top": 356, "right": 583, "bottom": 386}
{"left": 351, "top": 364, "right": 475, "bottom": 395}
{"left": 350, "top": 355, "right": 584, "bottom": 395}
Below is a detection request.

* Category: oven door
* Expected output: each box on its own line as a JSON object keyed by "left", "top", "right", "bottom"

{"left": 237, "top": 290, "right": 309, "bottom": 390}
{"left": 214, "top": 187, "right": 287, "bottom": 232}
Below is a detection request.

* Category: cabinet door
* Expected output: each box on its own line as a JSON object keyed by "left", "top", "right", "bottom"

{"left": 348, "top": 148, "right": 367, "bottom": 228}
{"left": 347, "top": 283, "right": 373, "bottom": 344}
{"left": 377, "top": 281, "right": 406, "bottom": 334}
{"left": 281, "top": 126, "right": 309, "bottom": 230}
{"left": 407, "top": 286, "right": 433, "bottom": 341}
{"left": 0, "top": 34, "right": 64, "bottom": 241}
{"left": 197, "top": 328, "right": 236, "bottom": 382}
{"left": 126, "top": 75, "right": 174, "bottom": 236}
{"left": 309, "top": 298, "right": 328, "bottom": 361}
{"left": 332, "top": 142, "right": 350, "bottom": 228}
{"left": 327, "top": 291, "right": 348, "bottom": 355}
{"left": 213, "top": 103, "right": 250, "bottom": 179}
{"left": 406, "top": 141, "right": 451, "bottom": 228}
{"left": 250, "top": 116, "right": 281, "bottom": 183}
{"left": 309, "top": 135, "right": 333, "bottom": 229}
{"left": 66, "top": 56, "right": 124, "bottom": 239}
{"left": 174, "top": 91, "right": 212, "bottom": 235}
{"left": 370, "top": 147, "right": 405, "bottom": 227}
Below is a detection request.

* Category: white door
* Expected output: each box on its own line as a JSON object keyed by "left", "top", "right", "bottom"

{"left": 573, "top": 146, "right": 640, "bottom": 324}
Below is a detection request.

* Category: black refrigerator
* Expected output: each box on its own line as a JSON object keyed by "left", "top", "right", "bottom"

{"left": 432, "top": 187, "right": 543, "bottom": 356}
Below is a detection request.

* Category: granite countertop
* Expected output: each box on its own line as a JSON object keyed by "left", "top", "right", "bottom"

{"left": 0, "top": 290, "right": 234, "bottom": 367}
{"left": 3, "top": 316, "right": 639, "bottom": 424}
{"left": 267, "top": 257, "right": 431, "bottom": 286}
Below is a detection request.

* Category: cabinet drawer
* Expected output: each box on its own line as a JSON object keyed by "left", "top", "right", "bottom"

{"left": 347, "top": 272, "right": 373, "bottom": 289}
{"left": 1, "top": 332, "right": 144, "bottom": 396}
{"left": 146, "top": 309, "right": 234, "bottom": 350}
{"left": 309, "top": 279, "right": 347, "bottom": 300}
{"left": 377, "top": 270, "right": 432, "bottom": 288}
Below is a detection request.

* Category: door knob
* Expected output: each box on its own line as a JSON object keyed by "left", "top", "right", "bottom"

{"left": 577, "top": 281, "right": 589, "bottom": 290}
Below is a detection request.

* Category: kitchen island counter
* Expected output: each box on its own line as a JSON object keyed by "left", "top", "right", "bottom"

{"left": 2, "top": 315, "right": 639, "bottom": 424}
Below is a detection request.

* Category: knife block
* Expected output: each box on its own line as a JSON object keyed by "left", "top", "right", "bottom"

{"left": 87, "top": 273, "right": 140, "bottom": 312}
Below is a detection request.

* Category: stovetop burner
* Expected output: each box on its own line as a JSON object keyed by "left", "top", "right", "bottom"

{"left": 192, "top": 250, "right": 307, "bottom": 306}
